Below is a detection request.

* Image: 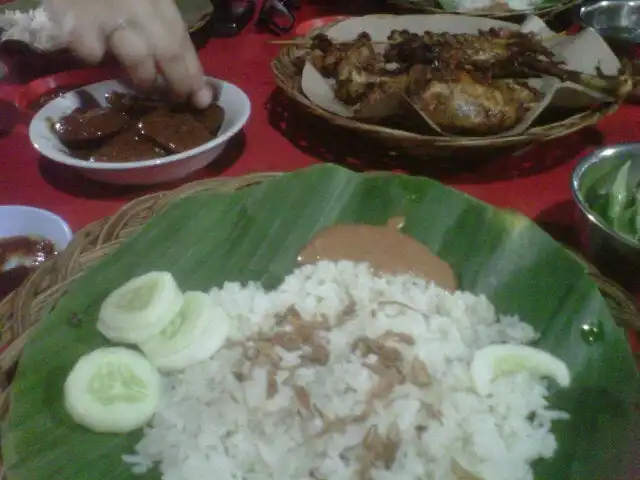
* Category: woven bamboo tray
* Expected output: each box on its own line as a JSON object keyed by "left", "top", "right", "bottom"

{"left": 386, "top": 0, "right": 577, "bottom": 20}
{"left": 271, "top": 19, "right": 631, "bottom": 161}
{"left": 0, "top": 173, "right": 638, "bottom": 425}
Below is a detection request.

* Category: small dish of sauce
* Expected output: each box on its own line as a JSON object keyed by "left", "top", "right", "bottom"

{"left": 0, "top": 235, "right": 57, "bottom": 300}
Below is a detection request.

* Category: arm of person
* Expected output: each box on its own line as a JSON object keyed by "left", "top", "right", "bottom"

{"left": 44, "top": 0, "right": 212, "bottom": 108}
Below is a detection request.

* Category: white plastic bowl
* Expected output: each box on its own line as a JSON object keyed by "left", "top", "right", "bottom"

{"left": 0, "top": 205, "right": 73, "bottom": 252}
{"left": 29, "top": 77, "right": 251, "bottom": 185}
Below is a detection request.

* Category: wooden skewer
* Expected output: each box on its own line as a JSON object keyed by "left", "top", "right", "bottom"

{"left": 543, "top": 30, "right": 567, "bottom": 42}
{"left": 269, "top": 39, "right": 390, "bottom": 45}
{"left": 268, "top": 30, "right": 566, "bottom": 47}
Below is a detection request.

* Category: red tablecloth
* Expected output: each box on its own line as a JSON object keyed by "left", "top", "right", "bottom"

{"left": 0, "top": 3, "right": 638, "bottom": 477}
{"left": 0, "top": 4, "right": 639, "bottom": 358}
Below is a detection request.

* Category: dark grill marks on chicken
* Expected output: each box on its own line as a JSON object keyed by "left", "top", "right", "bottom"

{"left": 302, "top": 26, "right": 626, "bottom": 135}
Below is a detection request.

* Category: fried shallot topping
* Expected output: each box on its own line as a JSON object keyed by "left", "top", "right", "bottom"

{"left": 222, "top": 304, "right": 432, "bottom": 478}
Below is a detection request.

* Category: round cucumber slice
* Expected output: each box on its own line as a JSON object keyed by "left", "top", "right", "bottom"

{"left": 63, "top": 347, "right": 161, "bottom": 433}
{"left": 471, "top": 344, "right": 571, "bottom": 396}
{"left": 139, "top": 291, "right": 231, "bottom": 372}
{"left": 97, "top": 271, "right": 184, "bottom": 344}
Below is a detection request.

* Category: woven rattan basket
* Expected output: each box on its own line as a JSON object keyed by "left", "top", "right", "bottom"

{"left": 385, "top": 0, "right": 577, "bottom": 20}
{"left": 0, "top": 174, "right": 638, "bottom": 474}
{"left": 271, "top": 18, "right": 631, "bottom": 161}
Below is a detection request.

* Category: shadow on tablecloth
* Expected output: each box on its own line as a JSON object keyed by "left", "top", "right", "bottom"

{"left": 36, "top": 131, "right": 246, "bottom": 199}
{"left": 265, "top": 89, "right": 604, "bottom": 182}
{"left": 302, "top": 0, "right": 392, "bottom": 16}
{"left": 536, "top": 197, "right": 640, "bottom": 297}
{"left": 534, "top": 200, "right": 582, "bottom": 247}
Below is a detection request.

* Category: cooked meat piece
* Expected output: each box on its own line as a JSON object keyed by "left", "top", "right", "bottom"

{"left": 310, "top": 33, "right": 334, "bottom": 54}
{"left": 335, "top": 67, "right": 379, "bottom": 105}
{"left": 438, "top": 37, "right": 511, "bottom": 68}
{"left": 310, "top": 32, "right": 376, "bottom": 79}
{"left": 413, "top": 73, "right": 522, "bottom": 135}
{"left": 385, "top": 31, "right": 438, "bottom": 66}
{"left": 493, "top": 79, "right": 541, "bottom": 107}
{"left": 351, "top": 73, "right": 411, "bottom": 114}
{"left": 74, "top": 89, "right": 102, "bottom": 111}
{"left": 105, "top": 92, "right": 163, "bottom": 117}
{"left": 138, "top": 109, "right": 214, "bottom": 153}
{"left": 382, "top": 28, "right": 558, "bottom": 75}
{"left": 332, "top": 38, "right": 386, "bottom": 106}
{"left": 53, "top": 107, "right": 129, "bottom": 148}
{"left": 190, "top": 103, "right": 225, "bottom": 135}
{"left": 90, "top": 128, "right": 166, "bottom": 163}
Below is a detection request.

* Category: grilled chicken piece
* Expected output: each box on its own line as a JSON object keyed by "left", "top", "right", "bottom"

{"left": 493, "top": 79, "right": 541, "bottom": 108}
{"left": 309, "top": 32, "right": 375, "bottom": 78}
{"left": 412, "top": 73, "right": 525, "bottom": 135}
{"left": 385, "top": 28, "right": 557, "bottom": 72}
{"left": 331, "top": 36, "right": 381, "bottom": 105}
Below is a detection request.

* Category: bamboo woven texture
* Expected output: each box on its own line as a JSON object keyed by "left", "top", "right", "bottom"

{"left": 271, "top": 17, "right": 630, "bottom": 161}
{"left": 0, "top": 173, "right": 638, "bottom": 478}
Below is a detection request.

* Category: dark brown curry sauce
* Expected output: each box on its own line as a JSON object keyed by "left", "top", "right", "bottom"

{"left": 298, "top": 218, "right": 457, "bottom": 291}
{"left": 0, "top": 235, "right": 56, "bottom": 299}
{"left": 50, "top": 91, "right": 226, "bottom": 163}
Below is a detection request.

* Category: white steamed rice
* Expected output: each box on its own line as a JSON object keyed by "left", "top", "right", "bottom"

{"left": 124, "top": 260, "right": 568, "bottom": 480}
{"left": 0, "top": 8, "right": 65, "bottom": 51}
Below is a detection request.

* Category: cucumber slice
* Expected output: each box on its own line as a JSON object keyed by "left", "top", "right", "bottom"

{"left": 607, "top": 160, "right": 632, "bottom": 223}
{"left": 139, "top": 291, "right": 231, "bottom": 372}
{"left": 63, "top": 347, "right": 161, "bottom": 434}
{"left": 471, "top": 344, "right": 571, "bottom": 396}
{"left": 97, "top": 271, "right": 184, "bottom": 344}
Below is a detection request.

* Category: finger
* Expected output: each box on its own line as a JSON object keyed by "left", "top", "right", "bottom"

{"left": 52, "top": 8, "right": 107, "bottom": 64}
{"left": 128, "top": 61, "right": 159, "bottom": 89}
{"left": 143, "top": 1, "right": 208, "bottom": 102}
{"left": 108, "top": 27, "right": 157, "bottom": 87}
{"left": 191, "top": 84, "right": 213, "bottom": 109}
{"left": 156, "top": 33, "right": 204, "bottom": 100}
{"left": 68, "top": 23, "right": 107, "bottom": 64}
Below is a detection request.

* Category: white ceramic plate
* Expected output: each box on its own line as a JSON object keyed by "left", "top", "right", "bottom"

{"left": 29, "top": 78, "right": 251, "bottom": 185}
{"left": 0, "top": 205, "right": 72, "bottom": 254}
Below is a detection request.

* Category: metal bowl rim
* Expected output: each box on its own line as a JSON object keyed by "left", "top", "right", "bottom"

{"left": 571, "top": 142, "right": 640, "bottom": 250}
{"left": 580, "top": 0, "right": 640, "bottom": 15}
{"left": 579, "top": 0, "right": 640, "bottom": 39}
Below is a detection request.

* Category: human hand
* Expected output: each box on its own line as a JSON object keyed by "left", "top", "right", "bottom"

{"left": 44, "top": 0, "right": 213, "bottom": 108}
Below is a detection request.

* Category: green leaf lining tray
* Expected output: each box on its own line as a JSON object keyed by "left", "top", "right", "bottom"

{"left": 0, "top": 165, "right": 638, "bottom": 480}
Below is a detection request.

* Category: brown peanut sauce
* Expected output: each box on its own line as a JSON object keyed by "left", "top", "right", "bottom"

{"left": 297, "top": 217, "right": 457, "bottom": 291}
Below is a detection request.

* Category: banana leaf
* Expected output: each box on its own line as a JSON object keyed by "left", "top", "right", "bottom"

{"left": 2, "top": 164, "right": 639, "bottom": 480}
{"left": 0, "top": 0, "right": 213, "bottom": 29}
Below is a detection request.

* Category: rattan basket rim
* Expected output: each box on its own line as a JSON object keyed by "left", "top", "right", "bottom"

{"left": 270, "top": 15, "right": 629, "bottom": 151}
